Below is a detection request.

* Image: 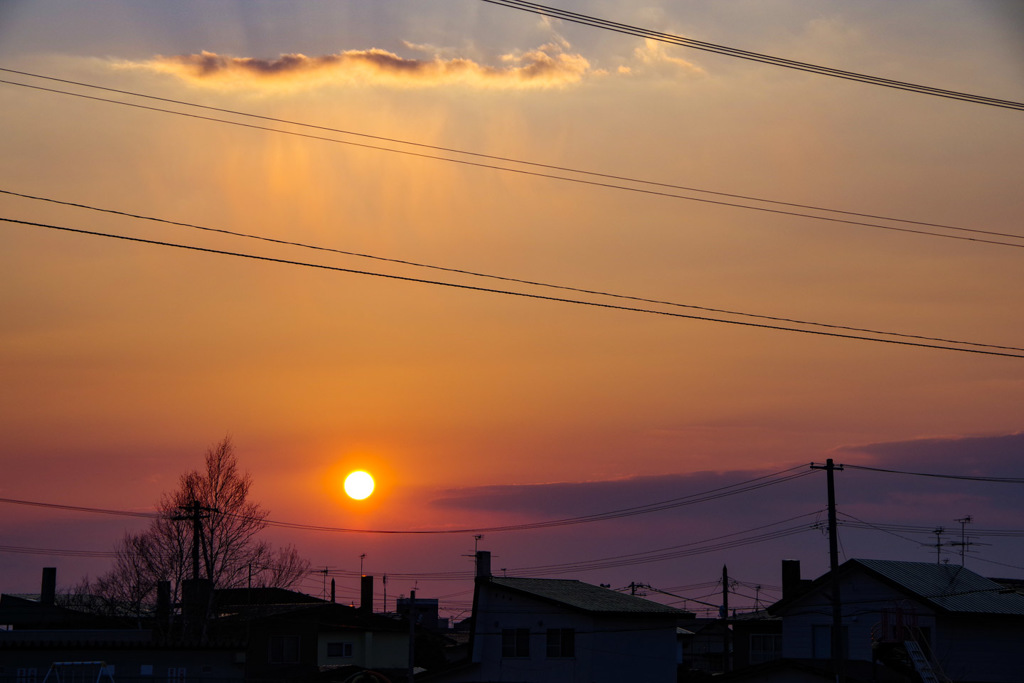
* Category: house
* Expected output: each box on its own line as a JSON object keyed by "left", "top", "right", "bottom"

{"left": 1, "top": 568, "right": 411, "bottom": 683}
{"left": 228, "top": 601, "right": 409, "bottom": 681}
{"left": 0, "top": 582, "right": 245, "bottom": 683}
{"left": 729, "top": 610, "right": 782, "bottom": 670}
{"left": 769, "top": 558, "right": 1024, "bottom": 683}
{"left": 427, "top": 552, "right": 688, "bottom": 683}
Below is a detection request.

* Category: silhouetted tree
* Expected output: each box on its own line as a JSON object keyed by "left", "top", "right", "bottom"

{"left": 95, "top": 437, "right": 310, "bottom": 618}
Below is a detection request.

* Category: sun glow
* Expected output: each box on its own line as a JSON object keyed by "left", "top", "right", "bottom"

{"left": 344, "top": 470, "right": 375, "bottom": 500}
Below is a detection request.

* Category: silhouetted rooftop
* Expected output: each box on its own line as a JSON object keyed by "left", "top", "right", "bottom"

{"left": 487, "top": 577, "right": 687, "bottom": 616}
{"left": 854, "top": 559, "right": 1024, "bottom": 615}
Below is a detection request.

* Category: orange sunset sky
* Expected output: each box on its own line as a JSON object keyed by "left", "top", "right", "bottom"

{"left": 1, "top": 1, "right": 1023, "bottom": 614}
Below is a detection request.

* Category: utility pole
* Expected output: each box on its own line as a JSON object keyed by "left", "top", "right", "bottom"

{"left": 811, "top": 459, "right": 844, "bottom": 682}
{"left": 953, "top": 516, "right": 972, "bottom": 565}
{"left": 172, "top": 500, "right": 213, "bottom": 582}
{"left": 932, "top": 527, "right": 945, "bottom": 564}
{"left": 407, "top": 589, "right": 416, "bottom": 683}
{"left": 171, "top": 500, "right": 216, "bottom": 645}
{"left": 722, "top": 565, "right": 730, "bottom": 674}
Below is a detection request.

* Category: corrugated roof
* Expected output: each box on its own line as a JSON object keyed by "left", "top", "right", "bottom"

{"left": 854, "top": 559, "right": 1024, "bottom": 616}
{"left": 487, "top": 577, "right": 686, "bottom": 615}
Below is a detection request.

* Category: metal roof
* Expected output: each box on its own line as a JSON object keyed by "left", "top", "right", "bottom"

{"left": 487, "top": 577, "right": 686, "bottom": 616}
{"left": 853, "top": 559, "right": 1024, "bottom": 616}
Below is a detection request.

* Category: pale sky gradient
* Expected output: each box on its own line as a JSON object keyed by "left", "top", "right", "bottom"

{"left": 1, "top": 1, "right": 1023, "bottom": 616}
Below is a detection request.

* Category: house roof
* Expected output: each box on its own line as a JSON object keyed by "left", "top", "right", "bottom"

{"left": 853, "top": 559, "right": 1024, "bottom": 616}
{"left": 486, "top": 577, "right": 686, "bottom": 616}
{"left": 771, "top": 559, "right": 1024, "bottom": 617}
{"left": 214, "top": 587, "right": 326, "bottom": 609}
{"left": 218, "top": 601, "right": 408, "bottom": 633}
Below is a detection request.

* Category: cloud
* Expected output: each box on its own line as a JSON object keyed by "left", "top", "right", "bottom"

{"left": 119, "top": 44, "right": 592, "bottom": 91}
{"left": 831, "top": 432, "right": 1024, "bottom": 522}
{"left": 627, "top": 38, "right": 707, "bottom": 78}
{"left": 429, "top": 469, "right": 809, "bottom": 519}
{"left": 835, "top": 432, "right": 1024, "bottom": 475}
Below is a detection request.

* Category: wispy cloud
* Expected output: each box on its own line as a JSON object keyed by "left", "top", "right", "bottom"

{"left": 618, "top": 38, "right": 707, "bottom": 78}
{"left": 835, "top": 432, "right": 1024, "bottom": 474}
{"left": 429, "top": 469, "right": 806, "bottom": 518}
{"left": 118, "top": 44, "right": 592, "bottom": 91}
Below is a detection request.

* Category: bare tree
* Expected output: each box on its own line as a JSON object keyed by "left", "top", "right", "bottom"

{"left": 95, "top": 438, "right": 310, "bottom": 616}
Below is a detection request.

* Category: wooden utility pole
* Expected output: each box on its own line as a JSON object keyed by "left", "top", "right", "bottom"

{"left": 407, "top": 590, "right": 416, "bottom": 683}
{"left": 811, "top": 459, "right": 844, "bottom": 682}
{"left": 722, "top": 564, "right": 730, "bottom": 673}
{"left": 172, "top": 500, "right": 211, "bottom": 581}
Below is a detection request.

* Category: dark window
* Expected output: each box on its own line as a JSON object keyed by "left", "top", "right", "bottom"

{"left": 501, "top": 628, "right": 530, "bottom": 658}
{"left": 165, "top": 668, "right": 186, "bottom": 683}
{"left": 546, "top": 628, "right": 575, "bottom": 657}
{"left": 749, "top": 634, "right": 782, "bottom": 664}
{"left": 327, "top": 642, "right": 354, "bottom": 657}
{"left": 269, "top": 635, "right": 301, "bottom": 663}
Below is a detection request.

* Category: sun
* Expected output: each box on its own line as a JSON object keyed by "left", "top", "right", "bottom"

{"left": 344, "top": 470, "right": 375, "bottom": 500}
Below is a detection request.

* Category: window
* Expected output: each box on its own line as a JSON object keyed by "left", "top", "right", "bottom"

{"left": 749, "top": 634, "right": 782, "bottom": 664}
{"left": 327, "top": 642, "right": 354, "bottom": 658}
{"left": 17, "top": 668, "right": 38, "bottom": 683}
{"left": 501, "top": 628, "right": 530, "bottom": 658}
{"left": 546, "top": 628, "right": 575, "bottom": 658}
{"left": 139, "top": 665, "right": 153, "bottom": 677}
{"left": 166, "top": 668, "right": 186, "bottom": 683}
{"left": 269, "top": 635, "right": 301, "bottom": 663}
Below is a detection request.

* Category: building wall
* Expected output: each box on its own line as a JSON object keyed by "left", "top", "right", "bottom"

{"left": 780, "top": 572, "right": 937, "bottom": 662}
{"left": 316, "top": 629, "right": 408, "bottom": 670}
{"left": 471, "top": 584, "right": 677, "bottom": 683}
{"left": 932, "top": 616, "right": 1024, "bottom": 683}
{"left": 0, "top": 637, "right": 244, "bottom": 683}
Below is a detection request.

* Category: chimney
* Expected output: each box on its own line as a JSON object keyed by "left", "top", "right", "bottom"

{"left": 475, "top": 551, "right": 491, "bottom": 579}
{"left": 782, "top": 559, "right": 802, "bottom": 600}
{"left": 155, "top": 581, "right": 171, "bottom": 639}
{"left": 360, "top": 575, "right": 374, "bottom": 613}
{"left": 156, "top": 581, "right": 171, "bottom": 621}
{"left": 40, "top": 567, "right": 56, "bottom": 606}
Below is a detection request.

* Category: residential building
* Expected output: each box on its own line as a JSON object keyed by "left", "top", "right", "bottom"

{"left": 428, "top": 551, "right": 687, "bottom": 683}
{"left": 769, "top": 558, "right": 1024, "bottom": 683}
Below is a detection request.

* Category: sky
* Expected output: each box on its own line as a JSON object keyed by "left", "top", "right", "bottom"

{"left": 1, "top": 0, "right": 1023, "bottom": 619}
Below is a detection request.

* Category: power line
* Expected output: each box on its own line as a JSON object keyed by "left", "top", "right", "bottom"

{"left": 2, "top": 71, "right": 1022, "bottom": 248}
{"left": 5, "top": 215, "right": 1024, "bottom": 359}
{"left": 0, "top": 545, "right": 117, "bottom": 559}
{"left": 318, "top": 511, "right": 825, "bottom": 580}
{"left": 5, "top": 188, "right": 1023, "bottom": 354}
{"left": 478, "top": 0, "right": 1024, "bottom": 111}
{"left": 0, "top": 466, "right": 811, "bottom": 537}
{"left": 843, "top": 463, "right": 1024, "bottom": 483}
{"left": 0, "top": 496, "right": 158, "bottom": 520}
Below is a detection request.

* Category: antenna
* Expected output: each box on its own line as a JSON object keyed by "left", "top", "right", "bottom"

{"left": 952, "top": 516, "right": 973, "bottom": 566}
{"left": 931, "top": 526, "right": 945, "bottom": 564}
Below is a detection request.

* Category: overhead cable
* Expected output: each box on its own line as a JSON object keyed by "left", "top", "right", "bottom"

{"left": 4, "top": 217, "right": 1024, "bottom": 358}
{"left": 478, "top": 0, "right": 1024, "bottom": 111}
{"left": 5, "top": 188, "right": 1023, "bottom": 354}
{"left": 843, "top": 463, "right": 1024, "bottom": 483}
{"left": 1, "top": 72, "right": 1022, "bottom": 248}
{"left": 0, "top": 466, "right": 812, "bottom": 537}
